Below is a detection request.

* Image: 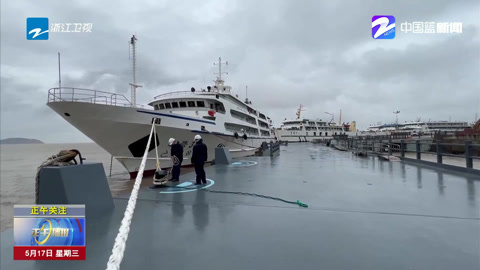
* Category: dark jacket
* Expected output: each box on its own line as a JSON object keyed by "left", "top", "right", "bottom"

{"left": 191, "top": 139, "right": 208, "bottom": 164}
{"left": 171, "top": 142, "right": 183, "bottom": 161}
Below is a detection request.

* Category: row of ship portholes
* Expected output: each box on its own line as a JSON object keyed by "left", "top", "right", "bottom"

{"left": 181, "top": 123, "right": 248, "bottom": 140}
{"left": 290, "top": 132, "right": 340, "bottom": 136}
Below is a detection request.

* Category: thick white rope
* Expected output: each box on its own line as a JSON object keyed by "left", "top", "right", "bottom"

{"left": 106, "top": 123, "right": 155, "bottom": 270}
{"left": 153, "top": 123, "right": 160, "bottom": 168}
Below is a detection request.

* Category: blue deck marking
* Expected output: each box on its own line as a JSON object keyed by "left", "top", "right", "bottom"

{"left": 176, "top": 181, "right": 193, "bottom": 187}
{"left": 159, "top": 179, "right": 215, "bottom": 194}
{"left": 226, "top": 161, "right": 258, "bottom": 167}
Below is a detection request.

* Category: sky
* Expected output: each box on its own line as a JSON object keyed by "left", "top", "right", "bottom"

{"left": 1, "top": 0, "right": 479, "bottom": 143}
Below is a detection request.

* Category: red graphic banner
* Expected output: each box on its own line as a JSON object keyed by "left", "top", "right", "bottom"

{"left": 14, "top": 246, "right": 85, "bottom": 260}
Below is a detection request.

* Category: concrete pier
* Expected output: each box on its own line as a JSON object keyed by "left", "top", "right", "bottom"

{"left": 1, "top": 144, "right": 479, "bottom": 270}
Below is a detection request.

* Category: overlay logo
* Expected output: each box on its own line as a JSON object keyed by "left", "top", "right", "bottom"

{"left": 372, "top": 15, "right": 395, "bottom": 39}
{"left": 26, "top": 17, "right": 49, "bottom": 40}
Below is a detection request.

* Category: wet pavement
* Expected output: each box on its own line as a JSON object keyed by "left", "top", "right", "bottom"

{"left": 1, "top": 144, "right": 479, "bottom": 269}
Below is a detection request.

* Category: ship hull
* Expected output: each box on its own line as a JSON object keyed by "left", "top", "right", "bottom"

{"left": 48, "top": 102, "right": 269, "bottom": 178}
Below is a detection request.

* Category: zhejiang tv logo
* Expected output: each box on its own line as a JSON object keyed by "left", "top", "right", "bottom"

{"left": 26, "top": 17, "right": 49, "bottom": 40}
{"left": 26, "top": 17, "right": 93, "bottom": 40}
{"left": 372, "top": 15, "right": 395, "bottom": 39}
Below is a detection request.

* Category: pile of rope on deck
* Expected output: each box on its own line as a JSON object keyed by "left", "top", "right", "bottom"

{"left": 35, "top": 149, "right": 82, "bottom": 204}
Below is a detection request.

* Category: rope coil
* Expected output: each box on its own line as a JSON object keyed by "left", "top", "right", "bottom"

{"left": 106, "top": 123, "right": 155, "bottom": 270}
{"left": 35, "top": 151, "right": 80, "bottom": 204}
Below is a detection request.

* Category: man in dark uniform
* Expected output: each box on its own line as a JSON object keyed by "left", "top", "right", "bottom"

{"left": 191, "top": 135, "right": 207, "bottom": 185}
{"left": 168, "top": 138, "right": 183, "bottom": 182}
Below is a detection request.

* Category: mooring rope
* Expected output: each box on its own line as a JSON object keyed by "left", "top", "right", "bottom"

{"left": 106, "top": 123, "right": 155, "bottom": 270}
{"left": 35, "top": 153, "right": 78, "bottom": 204}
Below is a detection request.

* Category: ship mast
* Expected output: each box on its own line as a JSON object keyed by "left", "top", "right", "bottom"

{"left": 129, "top": 35, "right": 142, "bottom": 107}
{"left": 296, "top": 105, "right": 304, "bottom": 119}
{"left": 213, "top": 57, "right": 228, "bottom": 84}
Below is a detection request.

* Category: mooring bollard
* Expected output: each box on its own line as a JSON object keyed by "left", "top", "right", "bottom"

{"left": 465, "top": 140, "right": 473, "bottom": 169}
{"left": 109, "top": 155, "right": 113, "bottom": 177}
{"left": 400, "top": 140, "right": 405, "bottom": 158}
{"left": 436, "top": 141, "right": 442, "bottom": 164}
{"left": 416, "top": 140, "right": 421, "bottom": 160}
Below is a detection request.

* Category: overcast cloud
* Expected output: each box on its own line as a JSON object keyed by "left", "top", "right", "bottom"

{"left": 1, "top": 0, "right": 479, "bottom": 143}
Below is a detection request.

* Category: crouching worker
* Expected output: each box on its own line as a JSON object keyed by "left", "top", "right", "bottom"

{"left": 191, "top": 135, "right": 208, "bottom": 185}
{"left": 168, "top": 138, "right": 183, "bottom": 182}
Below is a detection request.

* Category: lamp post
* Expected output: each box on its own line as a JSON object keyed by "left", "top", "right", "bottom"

{"left": 393, "top": 111, "right": 400, "bottom": 130}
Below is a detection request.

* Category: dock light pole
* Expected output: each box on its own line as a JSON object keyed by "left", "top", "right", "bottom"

{"left": 393, "top": 111, "right": 400, "bottom": 130}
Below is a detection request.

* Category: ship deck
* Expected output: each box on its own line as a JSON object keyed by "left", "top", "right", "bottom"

{"left": 1, "top": 144, "right": 479, "bottom": 269}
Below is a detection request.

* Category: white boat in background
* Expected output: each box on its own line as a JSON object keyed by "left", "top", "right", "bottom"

{"left": 366, "top": 120, "right": 471, "bottom": 136}
{"left": 48, "top": 43, "right": 274, "bottom": 178}
{"left": 275, "top": 105, "right": 356, "bottom": 142}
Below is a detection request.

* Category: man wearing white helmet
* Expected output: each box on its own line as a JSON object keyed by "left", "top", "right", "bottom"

{"left": 168, "top": 138, "right": 183, "bottom": 182}
{"left": 191, "top": 134, "right": 208, "bottom": 185}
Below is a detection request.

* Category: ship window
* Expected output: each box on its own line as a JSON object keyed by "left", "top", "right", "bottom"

{"left": 154, "top": 104, "right": 159, "bottom": 110}
{"left": 165, "top": 103, "right": 171, "bottom": 109}
{"left": 314, "top": 132, "right": 316, "bottom": 136}
{"left": 215, "top": 103, "right": 225, "bottom": 114}
{"left": 210, "top": 103, "right": 214, "bottom": 109}
{"left": 197, "top": 101, "right": 205, "bottom": 107}
{"left": 172, "top": 102, "right": 179, "bottom": 108}
{"left": 159, "top": 104, "right": 165, "bottom": 109}
{"left": 179, "top": 101, "right": 187, "bottom": 108}
{"left": 188, "top": 101, "right": 196, "bottom": 107}
{"left": 325, "top": 132, "right": 328, "bottom": 136}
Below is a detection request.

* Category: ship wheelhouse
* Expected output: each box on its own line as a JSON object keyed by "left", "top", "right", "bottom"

{"left": 147, "top": 74, "right": 273, "bottom": 139}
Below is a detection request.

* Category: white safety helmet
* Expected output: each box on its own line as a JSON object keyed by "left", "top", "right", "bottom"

{"left": 168, "top": 138, "right": 175, "bottom": 146}
{"left": 194, "top": 135, "right": 202, "bottom": 141}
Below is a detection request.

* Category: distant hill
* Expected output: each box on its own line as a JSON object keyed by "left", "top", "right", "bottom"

{"left": 0, "top": 138, "right": 44, "bottom": 144}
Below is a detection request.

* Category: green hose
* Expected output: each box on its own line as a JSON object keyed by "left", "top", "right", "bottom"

{"left": 164, "top": 186, "right": 308, "bottom": 208}
{"left": 296, "top": 200, "right": 308, "bottom": 208}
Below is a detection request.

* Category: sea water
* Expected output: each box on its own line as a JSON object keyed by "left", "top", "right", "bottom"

{"left": 0, "top": 143, "right": 130, "bottom": 231}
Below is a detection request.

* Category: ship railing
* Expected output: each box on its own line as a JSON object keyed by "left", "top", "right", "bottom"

{"left": 335, "top": 136, "right": 480, "bottom": 171}
{"left": 47, "top": 87, "right": 144, "bottom": 107}
{"left": 153, "top": 90, "right": 217, "bottom": 100}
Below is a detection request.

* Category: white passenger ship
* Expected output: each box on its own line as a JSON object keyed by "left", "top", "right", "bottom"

{"left": 366, "top": 120, "right": 471, "bottom": 135}
{"left": 275, "top": 105, "right": 356, "bottom": 142}
{"left": 48, "top": 56, "right": 274, "bottom": 178}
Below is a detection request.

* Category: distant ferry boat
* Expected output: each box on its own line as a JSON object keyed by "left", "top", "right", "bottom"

{"left": 48, "top": 54, "right": 274, "bottom": 178}
{"left": 275, "top": 105, "right": 356, "bottom": 142}
{"left": 366, "top": 120, "right": 471, "bottom": 135}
